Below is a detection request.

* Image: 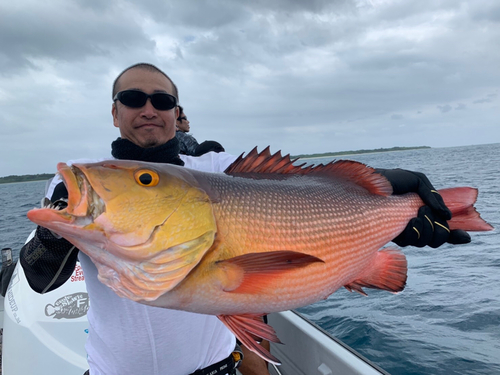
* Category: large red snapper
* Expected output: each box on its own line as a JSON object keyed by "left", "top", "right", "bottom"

{"left": 27, "top": 148, "right": 493, "bottom": 363}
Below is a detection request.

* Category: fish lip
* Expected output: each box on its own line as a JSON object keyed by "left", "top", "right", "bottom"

{"left": 55, "top": 163, "right": 105, "bottom": 220}
{"left": 56, "top": 163, "right": 81, "bottom": 215}
{"left": 26, "top": 163, "right": 97, "bottom": 231}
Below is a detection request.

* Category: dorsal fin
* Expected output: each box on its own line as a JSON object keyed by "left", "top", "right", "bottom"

{"left": 225, "top": 147, "right": 393, "bottom": 196}
{"left": 225, "top": 146, "right": 310, "bottom": 175}
{"left": 311, "top": 159, "right": 393, "bottom": 196}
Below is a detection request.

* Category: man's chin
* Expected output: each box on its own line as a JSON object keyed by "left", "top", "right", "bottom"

{"left": 137, "top": 134, "right": 174, "bottom": 148}
{"left": 142, "top": 140, "right": 162, "bottom": 148}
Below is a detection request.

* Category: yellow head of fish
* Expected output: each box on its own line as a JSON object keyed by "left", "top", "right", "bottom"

{"left": 27, "top": 160, "right": 217, "bottom": 301}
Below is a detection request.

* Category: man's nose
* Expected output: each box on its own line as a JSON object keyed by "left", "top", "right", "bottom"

{"left": 140, "top": 99, "right": 157, "bottom": 117}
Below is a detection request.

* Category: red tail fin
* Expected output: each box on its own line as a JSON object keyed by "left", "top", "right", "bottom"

{"left": 438, "top": 187, "right": 493, "bottom": 231}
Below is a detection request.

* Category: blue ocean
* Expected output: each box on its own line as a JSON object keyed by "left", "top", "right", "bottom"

{"left": 1, "top": 143, "right": 499, "bottom": 374}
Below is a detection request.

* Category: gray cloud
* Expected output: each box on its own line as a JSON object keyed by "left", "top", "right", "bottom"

{"left": 437, "top": 104, "right": 453, "bottom": 113}
{"left": 473, "top": 98, "right": 492, "bottom": 104}
{"left": 0, "top": 0, "right": 499, "bottom": 176}
{"left": 0, "top": 1, "right": 153, "bottom": 74}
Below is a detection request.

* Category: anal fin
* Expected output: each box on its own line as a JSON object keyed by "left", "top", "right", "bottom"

{"left": 344, "top": 247, "right": 407, "bottom": 296}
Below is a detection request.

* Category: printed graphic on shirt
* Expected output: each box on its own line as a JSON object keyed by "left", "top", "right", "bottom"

{"left": 45, "top": 292, "right": 89, "bottom": 319}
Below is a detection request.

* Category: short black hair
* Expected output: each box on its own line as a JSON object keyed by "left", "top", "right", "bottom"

{"left": 177, "top": 105, "right": 184, "bottom": 121}
{"left": 112, "top": 63, "right": 179, "bottom": 101}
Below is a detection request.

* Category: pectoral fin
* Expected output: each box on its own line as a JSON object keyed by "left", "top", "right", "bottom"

{"left": 217, "top": 250, "right": 324, "bottom": 294}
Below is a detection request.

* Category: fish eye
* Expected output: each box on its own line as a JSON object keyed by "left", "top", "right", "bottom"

{"left": 134, "top": 169, "right": 160, "bottom": 187}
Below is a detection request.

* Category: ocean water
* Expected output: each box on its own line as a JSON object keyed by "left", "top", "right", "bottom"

{"left": 0, "top": 179, "right": 46, "bottom": 256}
{"left": 0, "top": 143, "right": 499, "bottom": 374}
{"left": 297, "top": 143, "right": 500, "bottom": 375}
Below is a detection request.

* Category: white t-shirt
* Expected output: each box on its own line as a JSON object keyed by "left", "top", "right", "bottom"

{"left": 48, "top": 152, "right": 237, "bottom": 375}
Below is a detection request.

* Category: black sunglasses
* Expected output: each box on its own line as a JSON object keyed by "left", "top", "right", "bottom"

{"left": 177, "top": 116, "right": 187, "bottom": 121}
{"left": 113, "top": 90, "right": 177, "bottom": 111}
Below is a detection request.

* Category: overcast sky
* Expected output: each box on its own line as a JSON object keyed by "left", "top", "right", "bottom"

{"left": 1, "top": 0, "right": 499, "bottom": 176}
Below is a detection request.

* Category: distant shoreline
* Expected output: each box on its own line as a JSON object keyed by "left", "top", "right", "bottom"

{"left": 0, "top": 173, "right": 55, "bottom": 185}
{"left": 291, "top": 146, "right": 430, "bottom": 160}
{"left": 0, "top": 146, "right": 430, "bottom": 183}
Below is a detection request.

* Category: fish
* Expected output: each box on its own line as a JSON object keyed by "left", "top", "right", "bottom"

{"left": 27, "top": 147, "right": 493, "bottom": 363}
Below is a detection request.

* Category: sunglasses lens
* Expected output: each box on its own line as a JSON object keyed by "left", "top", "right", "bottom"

{"left": 118, "top": 90, "right": 147, "bottom": 108}
{"left": 151, "top": 93, "right": 177, "bottom": 110}
{"left": 116, "top": 90, "right": 177, "bottom": 110}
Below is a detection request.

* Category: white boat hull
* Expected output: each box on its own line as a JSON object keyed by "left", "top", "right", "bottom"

{"left": 267, "top": 311, "right": 387, "bottom": 375}
{"left": 2, "top": 261, "right": 89, "bottom": 374}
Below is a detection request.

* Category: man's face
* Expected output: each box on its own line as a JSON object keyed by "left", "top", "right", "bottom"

{"left": 176, "top": 112, "right": 190, "bottom": 133}
{"left": 112, "top": 68, "right": 179, "bottom": 148}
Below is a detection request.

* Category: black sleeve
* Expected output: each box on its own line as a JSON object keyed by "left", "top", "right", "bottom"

{"left": 19, "top": 181, "right": 79, "bottom": 294}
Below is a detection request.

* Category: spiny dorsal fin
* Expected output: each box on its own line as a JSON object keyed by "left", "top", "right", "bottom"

{"left": 225, "top": 146, "right": 307, "bottom": 175}
{"left": 225, "top": 147, "right": 393, "bottom": 196}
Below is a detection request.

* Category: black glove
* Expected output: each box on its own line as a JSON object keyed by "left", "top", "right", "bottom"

{"left": 376, "top": 168, "right": 471, "bottom": 248}
{"left": 20, "top": 225, "right": 77, "bottom": 293}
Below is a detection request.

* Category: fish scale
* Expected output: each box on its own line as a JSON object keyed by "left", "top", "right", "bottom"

{"left": 156, "top": 172, "right": 420, "bottom": 316}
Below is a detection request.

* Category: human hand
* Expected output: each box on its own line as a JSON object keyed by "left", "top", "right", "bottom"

{"left": 376, "top": 168, "right": 471, "bottom": 248}
{"left": 239, "top": 340, "right": 271, "bottom": 375}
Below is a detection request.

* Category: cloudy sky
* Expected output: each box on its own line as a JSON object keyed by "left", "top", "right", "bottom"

{"left": 1, "top": 0, "right": 499, "bottom": 176}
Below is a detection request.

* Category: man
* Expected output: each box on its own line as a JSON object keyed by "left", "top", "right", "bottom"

{"left": 176, "top": 105, "right": 191, "bottom": 133}
{"left": 176, "top": 105, "right": 200, "bottom": 155}
{"left": 19, "top": 63, "right": 469, "bottom": 375}
{"left": 21, "top": 63, "right": 240, "bottom": 375}
{"left": 176, "top": 106, "right": 226, "bottom": 156}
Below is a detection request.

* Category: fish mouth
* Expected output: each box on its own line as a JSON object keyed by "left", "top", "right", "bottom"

{"left": 28, "top": 163, "right": 105, "bottom": 229}
{"left": 55, "top": 162, "right": 106, "bottom": 223}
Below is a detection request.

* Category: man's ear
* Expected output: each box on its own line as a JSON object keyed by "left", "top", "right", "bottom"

{"left": 112, "top": 103, "right": 119, "bottom": 128}
{"left": 175, "top": 106, "right": 180, "bottom": 120}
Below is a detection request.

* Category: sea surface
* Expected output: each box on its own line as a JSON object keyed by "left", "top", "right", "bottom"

{"left": 1, "top": 143, "right": 499, "bottom": 374}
